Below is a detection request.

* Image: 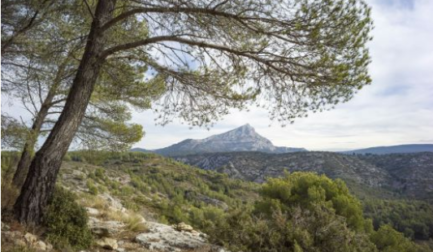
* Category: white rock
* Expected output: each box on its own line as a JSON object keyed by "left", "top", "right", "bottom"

{"left": 190, "top": 230, "right": 200, "bottom": 236}
{"left": 89, "top": 220, "right": 124, "bottom": 237}
{"left": 85, "top": 207, "right": 100, "bottom": 216}
{"left": 99, "top": 193, "right": 124, "bottom": 211}
{"left": 97, "top": 238, "right": 118, "bottom": 250}
{"left": 24, "top": 232, "right": 38, "bottom": 244}
{"left": 46, "top": 242, "right": 53, "bottom": 251}
{"left": 135, "top": 222, "right": 207, "bottom": 252}
{"left": 33, "top": 241, "right": 47, "bottom": 251}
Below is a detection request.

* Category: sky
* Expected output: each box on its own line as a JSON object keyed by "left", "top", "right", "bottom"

{"left": 128, "top": 0, "right": 433, "bottom": 151}
{"left": 2, "top": 0, "right": 433, "bottom": 151}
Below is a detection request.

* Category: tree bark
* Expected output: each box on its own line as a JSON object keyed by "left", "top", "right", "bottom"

{"left": 13, "top": 0, "right": 116, "bottom": 225}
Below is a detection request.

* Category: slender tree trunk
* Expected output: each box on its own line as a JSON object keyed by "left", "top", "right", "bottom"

{"left": 13, "top": 0, "right": 116, "bottom": 225}
{"left": 12, "top": 104, "right": 49, "bottom": 188}
{"left": 12, "top": 60, "right": 69, "bottom": 189}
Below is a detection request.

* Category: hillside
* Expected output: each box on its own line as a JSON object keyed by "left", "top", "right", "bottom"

{"left": 175, "top": 151, "right": 433, "bottom": 201}
{"left": 132, "top": 124, "right": 306, "bottom": 156}
{"left": 64, "top": 152, "right": 260, "bottom": 218}
{"left": 2, "top": 151, "right": 258, "bottom": 252}
{"left": 3, "top": 151, "right": 433, "bottom": 251}
{"left": 344, "top": 144, "right": 433, "bottom": 154}
{"left": 357, "top": 152, "right": 433, "bottom": 200}
{"left": 62, "top": 152, "right": 433, "bottom": 251}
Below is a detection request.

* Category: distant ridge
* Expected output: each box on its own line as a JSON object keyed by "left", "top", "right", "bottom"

{"left": 343, "top": 144, "right": 433, "bottom": 155}
{"left": 175, "top": 151, "right": 433, "bottom": 200}
{"left": 132, "top": 124, "right": 306, "bottom": 156}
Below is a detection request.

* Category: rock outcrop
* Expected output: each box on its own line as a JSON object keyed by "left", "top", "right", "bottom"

{"left": 135, "top": 221, "right": 211, "bottom": 252}
{"left": 133, "top": 124, "right": 306, "bottom": 156}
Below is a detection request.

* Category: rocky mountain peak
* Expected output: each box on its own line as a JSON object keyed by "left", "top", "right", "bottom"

{"left": 204, "top": 124, "right": 261, "bottom": 142}
{"left": 234, "top": 123, "right": 255, "bottom": 134}
{"left": 239, "top": 123, "right": 253, "bottom": 130}
{"left": 134, "top": 124, "right": 306, "bottom": 156}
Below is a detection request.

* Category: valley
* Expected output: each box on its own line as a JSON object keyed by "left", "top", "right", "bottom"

{"left": 175, "top": 151, "right": 433, "bottom": 201}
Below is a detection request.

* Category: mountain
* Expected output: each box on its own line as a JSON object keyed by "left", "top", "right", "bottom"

{"left": 175, "top": 151, "right": 433, "bottom": 201}
{"left": 133, "top": 124, "right": 306, "bottom": 156}
{"left": 343, "top": 144, "right": 433, "bottom": 155}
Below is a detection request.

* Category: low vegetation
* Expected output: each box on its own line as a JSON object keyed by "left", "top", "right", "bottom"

{"left": 2, "top": 151, "right": 433, "bottom": 251}
{"left": 43, "top": 187, "right": 93, "bottom": 250}
{"left": 364, "top": 199, "right": 433, "bottom": 240}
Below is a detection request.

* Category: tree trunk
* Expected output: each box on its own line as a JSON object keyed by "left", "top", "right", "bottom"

{"left": 12, "top": 104, "right": 49, "bottom": 188}
{"left": 12, "top": 58, "right": 69, "bottom": 189}
{"left": 13, "top": 0, "right": 116, "bottom": 225}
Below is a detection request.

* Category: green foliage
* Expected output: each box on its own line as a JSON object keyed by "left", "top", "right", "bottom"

{"left": 64, "top": 151, "right": 258, "bottom": 230}
{"left": 86, "top": 180, "right": 98, "bottom": 195}
{"left": 257, "top": 172, "right": 368, "bottom": 232}
{"left": 205, "top": 173, "right": 426, "bottom": 252}
{"left": 1, "top": 151, "right": 20, "bottom": 178}
{"left": 1, "top": 152, "right": 20, "bottom": 211}
{"left": 371, "top": 225, "right": 420, "bottom": 252}
{"left": 364, "top": 199, "right": 433, "bottom": 240}
{"left": 43, "top": 187, "right": 93, "bottom": 250}
{"left": 1, "top": 115, "right": 28, "bottom": 150}
{"left": 211, "top": 173, "right": 377, "bottom": 252}
{"left": 216, "top": 205, "right": 376, "bottom": 252}
{"left": 59, "top": 151, "right": 433, "bottom": 252}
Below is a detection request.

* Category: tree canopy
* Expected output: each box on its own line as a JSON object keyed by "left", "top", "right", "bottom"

{"left": 6, "top": 0, "right": 374, "bottom": 225}
{"left": 98, "top": 0, "right": 373, "bottom": 126}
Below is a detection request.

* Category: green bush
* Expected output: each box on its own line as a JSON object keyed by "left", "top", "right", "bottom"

{"left": 63, "top": 154, "right": 72, "bottom": 161}
{"left": 206, "top": 173, "right": 428, "bottom": 252}
{"left": 371, "top": 225, "right": 421, "bottom": 252}
{"left": 86, "top": 180, "right": 98, "bottom": 195}
{"left": 94, "top": 168, "right": 105, "bottom": 180}
{"left": 212, "top": 172, "right": 378, "bottom": 252}
{"left": 1, "top": 151, "right": 20, "bottom": 179}
{"left": 257, "top": 172, "right": 368, "bottom": 232}
{"left": 363, "top": 199, "right": 433, "bottom": 240}
{"left": 43, "top": 187, "right": 93, "bottom": 250}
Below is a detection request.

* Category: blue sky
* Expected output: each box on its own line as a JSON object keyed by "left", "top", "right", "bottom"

{"left": 2, "top": 0, "right": 433, "bottom": 151}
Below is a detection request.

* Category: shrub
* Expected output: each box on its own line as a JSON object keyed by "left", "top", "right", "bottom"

{"left": 1, "top": 178, "right": 19, "bottom": 211}
{"left": 257, "top": 172, "right": 368, "bottom": 232}
{"left": 206, "top": 173, "right": 380, "bottom": 252}
{"left": 86, "top": 180, "right": 98, "bottom": 195}
{"left": 371, "top": 225, "right": 421, "bottom": 252}
{"left": 124, "top": 215, "right": 148, "bottom": 232}
{"left": 63, "top": 154, "right": 72, "bottom": 161}
{"left": 94, "top": 168, "right": 105, "bottom": 180}
{"left": 43, "top": 187, "right": 93, "bottom": 250}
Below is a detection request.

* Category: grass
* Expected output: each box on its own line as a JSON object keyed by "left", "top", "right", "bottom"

{"left": 78, "top": 193, "right": 107, "bottom": 210}
{"left": 123, "top": 214, "right": 148, "bottom": 233}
